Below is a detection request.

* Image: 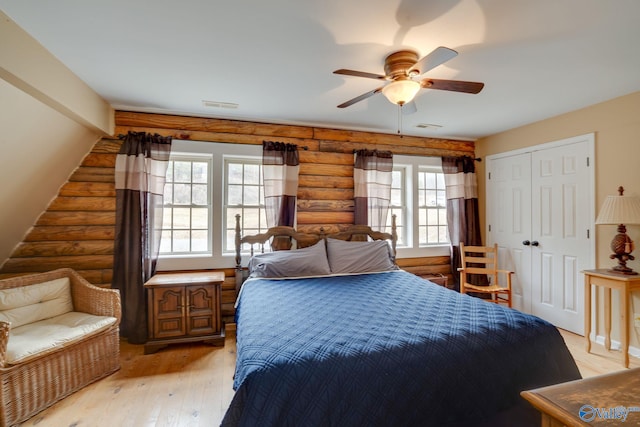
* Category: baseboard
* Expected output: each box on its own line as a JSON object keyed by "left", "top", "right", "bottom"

{"left": 591, "top": 333, "right": 640, "bottom": 359}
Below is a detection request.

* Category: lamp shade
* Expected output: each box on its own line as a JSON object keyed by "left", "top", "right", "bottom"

{"left": 381, "top": 79, "right": 420, "bottom": 106}
{"left": 595, "top": 194, "right": 640, "bottom": 225}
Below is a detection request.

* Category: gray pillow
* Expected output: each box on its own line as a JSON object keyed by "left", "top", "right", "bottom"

{"left": 248, "top": 240, "right": 331, "bottom": 278}
{"left": 326, "top": 238, "right": 397, "bottom": 274}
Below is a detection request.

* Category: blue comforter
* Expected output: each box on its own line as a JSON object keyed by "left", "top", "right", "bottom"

{"left": 222, "top": 270, "right": 580, "bottom": 427}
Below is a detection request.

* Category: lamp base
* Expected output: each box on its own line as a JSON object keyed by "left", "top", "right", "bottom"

{"left": 609, "top": 225, "right": 636, "bottom": 274}
{"left": 607, "top": 265, "right": 638, "bottom": 275}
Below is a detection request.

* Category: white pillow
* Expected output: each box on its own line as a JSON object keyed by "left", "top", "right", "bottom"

{"left": 0, "top": 278, "right": 74, "bottom": 328}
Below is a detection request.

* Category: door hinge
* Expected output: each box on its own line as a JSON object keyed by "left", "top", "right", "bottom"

{"left": 587, "top": 157, "right": 590, "bottom": 167}
{"left": 488, "top": 172, "right": 491, "bottom": 180}
{"left": 587, "top": 229, "right": 590, "bottom": 239}
{"left": 488, "top": 224, "right": 492, "bottom": 232}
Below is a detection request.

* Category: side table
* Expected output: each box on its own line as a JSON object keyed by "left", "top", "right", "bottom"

{"left": 582, "top": 269, "right": 640, "bottom": 368}
{"left": 144, "top": 271, "right": 225, "bottom": 354}
{"left": 521, "top": 368, "right": 640, "bottom": 426}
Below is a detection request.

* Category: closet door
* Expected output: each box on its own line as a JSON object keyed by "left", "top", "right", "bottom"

{"left": 486, "top": 134, "right": 594, "bottom": 335}
{"left": 486, "top": 153, "right": 532, "bottom": 313}
{"left": 530, "top": 140, "right": 592, "bottom": 335}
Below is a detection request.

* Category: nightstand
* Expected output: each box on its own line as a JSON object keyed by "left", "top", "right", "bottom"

{"left": 144, "top": 271, "right": 225, "bottom": 354}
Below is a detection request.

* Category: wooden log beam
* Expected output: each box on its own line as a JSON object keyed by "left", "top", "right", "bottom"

{"left": 12, "top": 241, "right": 114, "bottom": 257}
{"left": 25, "top": 226, "right": 115, "bottom": 241}
{"left": 37, "top": 211, "right": 116, "bottom": 226}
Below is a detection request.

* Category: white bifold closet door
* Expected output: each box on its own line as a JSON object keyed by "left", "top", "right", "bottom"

{"left": 486, "top": 134, "right": 594, "bottom": 335}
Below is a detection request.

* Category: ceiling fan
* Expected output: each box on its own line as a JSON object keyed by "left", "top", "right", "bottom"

{"left": 334, "top": 47, "right": 484, "bottom": 109}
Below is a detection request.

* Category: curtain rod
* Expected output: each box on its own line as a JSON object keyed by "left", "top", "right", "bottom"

{"left": 351, "top": 149, "right": 481, "bottom": 161}
{"left": 118, "top": 134, "right": 309, "bottom": 150}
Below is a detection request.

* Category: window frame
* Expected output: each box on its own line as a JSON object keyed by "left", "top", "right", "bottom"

{"left": 160, "top": 152, "right": 213, "bottom": 256}
{"left": 392, "top": 155, "right": 450, "bottom": 258}
{"left": 156, "top": 140, "right": 261, "bottom": 271}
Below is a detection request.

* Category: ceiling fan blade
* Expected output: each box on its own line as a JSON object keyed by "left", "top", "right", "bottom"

{"left": 421, "top": 78, "right": 484, "bottom": 94}
{"left": 409, "top": 46, "right": 458, "bottom": 75}
{"left": 333, "top": 69, "right": 387, "bottom": 80}
{"left": 337, "top": 87, "right": 384, "bottom": 108}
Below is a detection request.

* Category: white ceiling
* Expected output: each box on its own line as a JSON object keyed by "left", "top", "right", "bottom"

{"left": 2, "top": 0, "right": 640, "bottom": 140}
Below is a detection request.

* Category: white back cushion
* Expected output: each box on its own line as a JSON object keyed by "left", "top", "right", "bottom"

{"left": 0, "top": 277, "right": 74, "bottom": 328}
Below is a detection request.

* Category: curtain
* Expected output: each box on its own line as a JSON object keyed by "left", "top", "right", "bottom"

{"left": 263, "top": 141, "right": 299, "bottom": 249}
{"left": 442, "top": 156, "right": 485, "bottom": 291}
{"left": 354, "top": 149, "right": 393, "bottom": 231}
{"left": 113, "top": 131, "right": 172, "bottom": 344}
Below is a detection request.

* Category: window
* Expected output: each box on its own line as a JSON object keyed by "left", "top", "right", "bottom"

{"left": 156, "top": 140, "right": 263, "bottom": 271}
{"left": 223, "top": 158, "right": 269, "bottom": 253}
{"left": 417, "top": 168, "right": 448, "bottom": 245}
{"left": 160, "top": 155, "right": 212, "bottom": 255}
{"left": 388, "top": 167, "right": 406, "bottom": 246}
{"left": 390, "top": 155, "right": 449, "bottom": 257}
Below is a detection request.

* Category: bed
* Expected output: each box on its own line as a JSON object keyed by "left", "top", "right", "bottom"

{"left": 222, "top": 220, "right": 581, "bottom": 427}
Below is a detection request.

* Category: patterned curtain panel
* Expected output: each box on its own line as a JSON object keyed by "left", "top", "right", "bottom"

{"left": 442, "top": 156, "right": 486, "bottom": 291}
{"left": 262, "top": 141, "right": 300, "bottom": 228}
{"left": 113, "top": 132, "right": 172, "bottom": 344}
{"left": 354, "top": 149, "right": 393, "bottom": 231}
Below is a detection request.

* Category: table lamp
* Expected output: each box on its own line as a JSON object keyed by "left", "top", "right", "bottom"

{"left": 595, "top": 186, "right": 640, "bottom": 274}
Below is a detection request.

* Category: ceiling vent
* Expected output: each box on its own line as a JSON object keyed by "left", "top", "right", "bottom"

{"left": 202, "top": 100, "right": 239, "bottom": 109}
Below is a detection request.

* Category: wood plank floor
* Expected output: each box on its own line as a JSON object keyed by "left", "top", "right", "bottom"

{"left": 19, "top": 327, "right": 640, "bottom": 427}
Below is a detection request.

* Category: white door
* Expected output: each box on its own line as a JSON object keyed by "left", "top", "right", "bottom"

{"left": 486, "top": 153, "right": 532, "bottom": 313}
{"left": 530, "top": 141, "right": 592, "bottom": 334}
{"left": 486, "top": 134, "right": 594, "bottom": 334}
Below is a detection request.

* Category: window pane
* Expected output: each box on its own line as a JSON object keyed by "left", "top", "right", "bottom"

{"left": 437, "top": 190, "right": 446, "bottom": 207}
{"left": 162, "top": 209, "right": 172, "bottom": 228}
{"left": 391, "top": 170, "right": 402, "bottom": 188}
{"left": 227, "top": 208, "right": 242, "bottom": 228}
{"left": 427, "top": 208, "right": 438, "bottom": 224}
{"left": 173, "top": 184, "right": 191, "bottom": 204}
{"left": 436, "top": 173, "right": 445, "bottom": 189}
{"left": 192, "top": 184, "right": 208, "bottom": 205}
{"left": 173, "top": 208, "right": 190, "bottom": 229}
{"left": 191, "top": 230, "right": 208, "bottom": 252}
{"left": 164, "top": 184, "right": 173, "bottom": 204}
{"left": 173, "top": 230, "right": 191, "bottom": 252}
{"left": 244, "top": 164, "right": 260, "bottom": 185}
{"left": 228, "top": 163, "right": 243, "bottom": 184}
{"left": 192, "top": 208, "right": 208, "bottom": 229}
{"left": 425, "top": 172, "right": 436, "bottom": 188}
{"left": 160, "top": 230, "right": 172, "bottom": 253}
{"left": 228, "top": 185, "right": 243, "bottom": 205}
{"left": 192, "top": 162, "right": 208, "bottom": 183}
{"left": 425, "top": 190, "right": 437, "bottom": 206}
{"left": 174, "top": 162, "right": 192, "bottom": 183}
{"left": 391, "top": 188, "right": 402, "bottom": 206}
{"left": 244, "top": 185, "right": 260, "bottom": 205}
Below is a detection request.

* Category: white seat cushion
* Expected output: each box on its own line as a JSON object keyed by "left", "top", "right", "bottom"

{"left": 6, "top": 311, "right": 117, "bottom": 365}
{"left": 0, "top": 277, "right": 73, "bottom": 328}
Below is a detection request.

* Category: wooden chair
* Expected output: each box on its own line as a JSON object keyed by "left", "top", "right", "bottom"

{"left": 458, "top": 243, "right": 513, "bottom": 307}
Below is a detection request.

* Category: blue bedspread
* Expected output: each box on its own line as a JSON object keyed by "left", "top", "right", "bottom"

{"left": 222, "top": 270, "right": 580, "bottom": 427}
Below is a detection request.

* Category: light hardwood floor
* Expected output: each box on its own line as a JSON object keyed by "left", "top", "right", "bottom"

{"left": 19, "top": 327, "right": 640, "bottom": 427}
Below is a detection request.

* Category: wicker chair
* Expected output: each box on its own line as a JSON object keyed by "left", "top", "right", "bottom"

{"left": 0, "top": 268, "right": 121, "bottom": 426}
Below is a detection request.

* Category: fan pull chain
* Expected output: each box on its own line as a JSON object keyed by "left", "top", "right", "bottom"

{"left": 397, "top": 104, "right": 402, "bottom": 136}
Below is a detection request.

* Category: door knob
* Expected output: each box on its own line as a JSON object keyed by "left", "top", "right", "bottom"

{"left": 531, "top": 241, "right": 539, "bottom": 247}
{"left": 522, "top": 240, "right": 531, "bottom": 246}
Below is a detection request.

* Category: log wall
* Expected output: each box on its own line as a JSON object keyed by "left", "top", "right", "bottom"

{"left": 0, "top": 111, "right": 475, "bottom": 320}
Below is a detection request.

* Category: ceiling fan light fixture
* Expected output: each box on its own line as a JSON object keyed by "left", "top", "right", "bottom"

{"left": 381, "top": 79, "right": 421, "bottom": 106}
